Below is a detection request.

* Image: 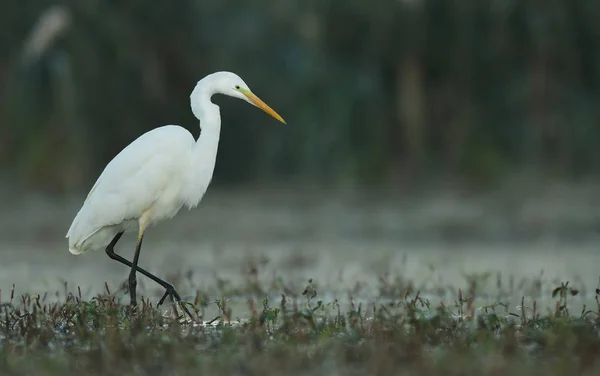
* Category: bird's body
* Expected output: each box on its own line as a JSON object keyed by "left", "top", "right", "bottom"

{"left": 66, "top": 124, "right": 219, "bottom": 254}
{"left": 65, "top": 71, "right": 285, "bottom": 313}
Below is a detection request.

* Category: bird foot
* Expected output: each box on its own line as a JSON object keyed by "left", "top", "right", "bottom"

{"left": 157, "top": 287, "right": 195, "bottom": 322}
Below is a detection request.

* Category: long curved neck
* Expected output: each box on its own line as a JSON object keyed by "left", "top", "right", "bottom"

{"left": 184, "top": 85, "right": 222, "bottom": 209}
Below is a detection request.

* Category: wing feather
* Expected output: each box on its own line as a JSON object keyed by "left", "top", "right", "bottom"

{"left": 66, "top": 126, "right": 193, "bottom": 252}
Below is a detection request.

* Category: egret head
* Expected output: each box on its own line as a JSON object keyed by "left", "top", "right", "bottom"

{"left": 194, "top": 71, "right": 286, "bottom": 124}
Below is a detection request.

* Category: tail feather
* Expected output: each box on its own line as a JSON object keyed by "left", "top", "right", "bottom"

{"left": 66, "top": 204, "right": 94, "bottom": 254}
{"left": 68, "top": 244, "right": 84, "bottom": 255}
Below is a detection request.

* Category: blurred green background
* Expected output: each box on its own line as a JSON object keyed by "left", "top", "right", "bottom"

{"left": 2, "top": 0, "right": 600, "bottom": 194}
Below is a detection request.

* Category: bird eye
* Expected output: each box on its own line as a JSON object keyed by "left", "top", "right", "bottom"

{"left": 235, "top": 85, "right": 240, "bottom": 90}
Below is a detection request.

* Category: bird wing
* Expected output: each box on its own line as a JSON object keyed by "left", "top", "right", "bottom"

{"left": 66, "top": 126, "right": 193, "bottom": 250}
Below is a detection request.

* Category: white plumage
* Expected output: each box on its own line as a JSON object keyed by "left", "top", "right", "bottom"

{"left": 67, "top": 126, "right": 204, "bottom": 254}
{"left": 66, "top": 71, "right": 285, "bottom": 256}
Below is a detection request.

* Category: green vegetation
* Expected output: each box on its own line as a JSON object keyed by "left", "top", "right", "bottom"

{"left": 3, "top": 1, "right": 600, "bottom": 191}
{"left": 1, "top": 276, "right": 599, "bottom": 375}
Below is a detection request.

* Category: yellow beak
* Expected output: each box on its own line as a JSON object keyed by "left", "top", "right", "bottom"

{"left": 238, "top": 88, "right": 286, "bottom": 124}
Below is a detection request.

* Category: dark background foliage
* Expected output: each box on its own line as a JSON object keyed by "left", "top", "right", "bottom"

{"left": 2, "top": 0, "right": 600, "bottom": 193}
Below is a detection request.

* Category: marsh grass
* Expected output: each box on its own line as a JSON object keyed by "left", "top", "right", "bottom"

{"left": 0, "top": 276, "right": 599, "bottom": 376}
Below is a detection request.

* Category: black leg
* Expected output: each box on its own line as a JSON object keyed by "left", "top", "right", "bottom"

{"left": 106, "top": 232, "right": 180, "bottom": 300}
{"left": 105, "top": 232, "right": 194, "bottom": 319}
{"left": 128, "top": 233, "right": 144, "bottom": 307}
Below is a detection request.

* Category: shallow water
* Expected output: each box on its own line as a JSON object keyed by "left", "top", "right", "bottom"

{"left": 1, "top": 185, "right": 599, "bottom": 317}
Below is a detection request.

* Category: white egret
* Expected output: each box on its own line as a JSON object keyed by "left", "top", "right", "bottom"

{"left": 66, "top": 71, "right": 286, "bottom": 316}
